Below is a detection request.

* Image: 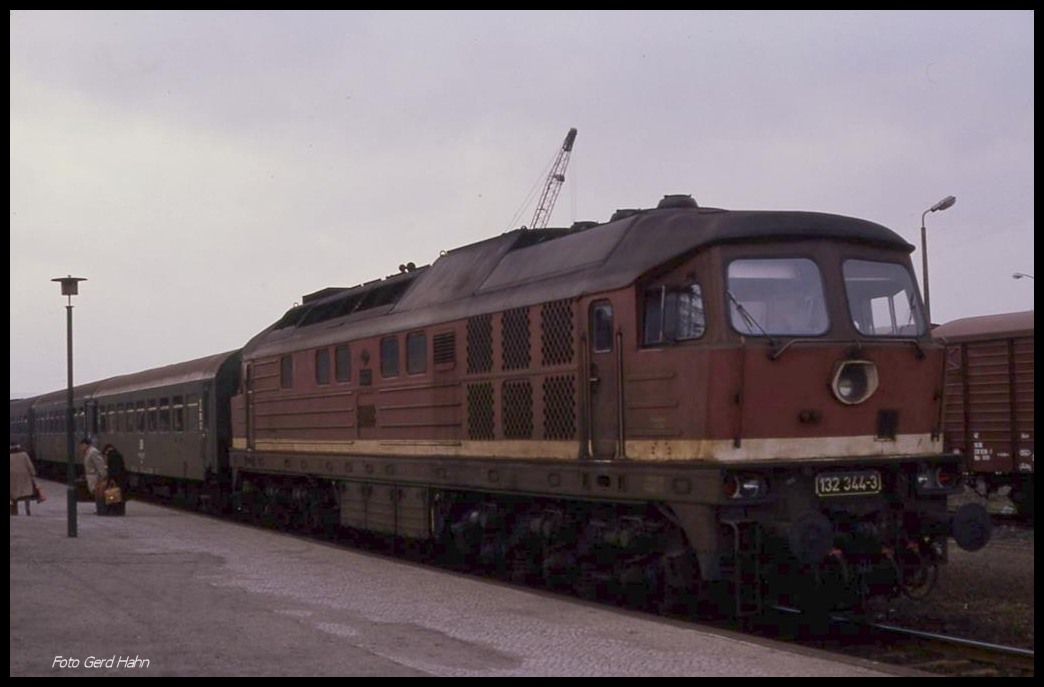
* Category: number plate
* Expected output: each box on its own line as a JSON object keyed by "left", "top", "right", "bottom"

{"left": 815, "top": 470, "right": 882, "bottom": 497}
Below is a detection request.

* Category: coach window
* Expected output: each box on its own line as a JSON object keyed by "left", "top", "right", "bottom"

{"left": 173, "top": 396, "right": 185, "bottom": 431}
{"left": 316, "top": 349, "right": 331, "bottom": 385}
{"left": 99, "top": 405, "right": 108, "bottom": 433}
{"left": 281, "top": 355, "right": 294, "bottom": 389}
{"left": 160, "top": 397, "right": 171, "bottom": 431}
{"left": 186, "top": 395, "right": 199, "bottom": 432}
{"left": 381, "top": 336, "right": 400, "bottom": 378}
{"left": 407, "top": 332, "right": 427, "bottom": 375}
{"left": 643, "top": 283, "right": 706, "bottom": 345}
{"left": 592, "top": 302, "right": 614, "bottom": 352}
{"left": 335, "top": 344, "right": 351, "bottom": 383}
{"left": 147, "top": 400, "right": 158, "bottom": 432}
{"left": 134, "top": 402, "right": 143, "bottom": 432}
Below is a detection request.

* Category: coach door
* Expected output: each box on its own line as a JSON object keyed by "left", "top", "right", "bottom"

{"left": 588, "top": 300, "right": 621, "bottom": 460}
{"left": 245, "top": 364, "right": 255, "bottom": 450}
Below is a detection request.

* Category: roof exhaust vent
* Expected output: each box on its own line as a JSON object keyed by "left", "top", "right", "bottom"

{"left": 610, "top": 208, "right": 641, "bottom": 222}
{"left": 657, "top": 194, "right": 699, "bottom": 210}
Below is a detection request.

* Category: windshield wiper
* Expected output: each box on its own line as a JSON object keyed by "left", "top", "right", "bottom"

{"left": 726, "top": 291, "right": 778, "bottom": 347}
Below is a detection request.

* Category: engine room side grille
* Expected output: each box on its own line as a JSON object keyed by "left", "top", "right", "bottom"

{"left": 467, "top": 382, "right": 495, "bottom": 440}
{"left": 502, "top": 379, "right": 534, "bottom": 439}
{"left": 433, "top": 332, "right": 456, "bottom": 366}
{"left": 502, "top": 307, "right": 531, "bottom": 371}
{"left": 541, "top": 299, "right": 575, "bottom": 367}
{"left": 543, "top": 375, "right": 576, "bottom": 440}
{"left": 467, "top": 315, "right": 493, "bottom": 374}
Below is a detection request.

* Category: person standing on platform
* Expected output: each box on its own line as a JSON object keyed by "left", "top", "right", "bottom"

{"left": 82, "top": 438, "right": 107, "bottom": 515}
{"left": 10, "top": 444, "right": 38, "bottom": 516}
{"left": 102, "top": 444, "right": 126, "bottom": 516}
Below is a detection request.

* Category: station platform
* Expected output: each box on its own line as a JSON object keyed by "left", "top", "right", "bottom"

{"left": 11, "top": 479, "right": 903, "bottom": 676}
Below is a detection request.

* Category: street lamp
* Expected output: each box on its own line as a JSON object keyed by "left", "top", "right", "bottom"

{"left": 1012, "top": 272, "right": 1034, "bottom": 280}
{"left": 51, "top": 275, "right": 86, "bottom": 538}
{"left": 920, "top": 195, "right": 956, "bottom": 324}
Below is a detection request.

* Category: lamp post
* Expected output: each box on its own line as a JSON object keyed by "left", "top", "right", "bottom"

{"left": 1012, "top": 272, "right": 1034, "bottom": 280}
{"left": 52, "top": 275, "right": 86, "bottom": 538}
{"left": 920, "top": 195, "right": 956, "bottom": 325}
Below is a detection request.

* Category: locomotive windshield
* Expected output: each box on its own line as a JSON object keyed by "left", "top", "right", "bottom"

{"left": 843, "top": 259, "right": 925, "bottom": 336}
{"left": 727, "top": 258, "right": 828, "bottom": 336}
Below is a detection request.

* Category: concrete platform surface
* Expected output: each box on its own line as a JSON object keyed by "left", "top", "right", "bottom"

{"left": 11, "top": 480, "right": 894, "bottom": 676}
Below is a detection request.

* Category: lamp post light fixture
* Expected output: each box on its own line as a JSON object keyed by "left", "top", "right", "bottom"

{"left": 1012, "top": 272, "right": 1034, "bottom": 280}
{"left": 51, "top": 275, "right": 86, "bottom": 538}
{"left": 920, "top": 195, "right": 956, "bottom": 325}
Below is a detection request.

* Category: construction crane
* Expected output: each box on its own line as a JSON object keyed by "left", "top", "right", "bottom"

{"left": 529, "top": 127, "right": 578, "bottom": 230}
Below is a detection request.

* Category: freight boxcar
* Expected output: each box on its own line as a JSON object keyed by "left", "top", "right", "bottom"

{"left": 935, "top": 311, "right": 1034, "bottom": 516}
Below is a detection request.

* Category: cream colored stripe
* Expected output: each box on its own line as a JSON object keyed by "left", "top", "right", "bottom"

{"left": 251, "top": 438, "right": 580, "bottom": 460}
{"left": 627, "top": 434, "right": 943, "bottom": 462}
{"left": 238, "top": 434, "right": 942, "bottom": 463}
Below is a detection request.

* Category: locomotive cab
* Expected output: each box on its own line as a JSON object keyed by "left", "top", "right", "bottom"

{"left": 630, "top": 221, "right": 991, "bottom": 610}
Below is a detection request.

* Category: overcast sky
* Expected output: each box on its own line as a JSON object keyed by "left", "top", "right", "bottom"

{"left": 10, "top": 10, "right": 1034, "bottom": 397}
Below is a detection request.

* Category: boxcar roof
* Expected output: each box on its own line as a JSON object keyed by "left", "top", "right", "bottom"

{"left": 932, "top": 310, "right": 1034, "bottom": 342}
{"left": 93, "top": 350, "right": 240, "bottom": 398}
{"left": 244, "top": 204, "right": 912, "bottom": 359}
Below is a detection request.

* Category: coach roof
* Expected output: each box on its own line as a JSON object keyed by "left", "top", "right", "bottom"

{"left": 94, "top": 350, "right": 241, "bottom": 398}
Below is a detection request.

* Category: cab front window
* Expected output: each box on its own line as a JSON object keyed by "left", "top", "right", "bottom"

{"left": 726, "top": 258, "right": 828, "bottom": 336}
{"left": 843, "top": 259, "right": 925, "bottom": 336}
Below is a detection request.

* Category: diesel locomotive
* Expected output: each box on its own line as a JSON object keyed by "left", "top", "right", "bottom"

{"left": 14, "top": 194, "right": 992, "bottom": 615}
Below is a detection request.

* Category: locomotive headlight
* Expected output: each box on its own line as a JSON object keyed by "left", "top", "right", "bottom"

{"left": 723, "top": 473, "right": 768, "bottom": 500}
{"left": 915, "top": 463, "right": 960, "bottom": 492}
{"left": 830, "top": 360, "right": 879, "bottom": 405}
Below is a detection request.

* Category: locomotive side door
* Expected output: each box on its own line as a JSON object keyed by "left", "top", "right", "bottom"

{"left": 588, "top": 300, "right": 620, "bottom": 460}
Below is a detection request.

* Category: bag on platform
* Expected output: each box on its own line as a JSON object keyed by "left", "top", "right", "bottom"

{"left": 104, "top": 483, "right": 123, "bottom": 505}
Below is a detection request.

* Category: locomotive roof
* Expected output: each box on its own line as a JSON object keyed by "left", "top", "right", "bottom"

{"left": 245, "top": 205, "right": 913, "bottom": 359}
{"left": 932, "top": 310, "right": 1034, "bottom": 342}
{"left": 93, "top": 350, "right": 241, "bottom": 398}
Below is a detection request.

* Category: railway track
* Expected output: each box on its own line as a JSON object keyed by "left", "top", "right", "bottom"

{"left": 764, "top": 605, "right": 1034, "bottom": 677}
{"left": 858, "top": 620, "right": 1035, "bottom": 676}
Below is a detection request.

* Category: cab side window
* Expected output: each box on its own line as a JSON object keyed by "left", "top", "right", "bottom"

{"left": 643, "top": 283, "right": 705, "bottom": 345}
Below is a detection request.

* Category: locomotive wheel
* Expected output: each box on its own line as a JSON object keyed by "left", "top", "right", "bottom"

{"left": 655, "top": 548, "right": 699, "bottom": 616}
{"left": 898, "top": 548, "right": 938, "bottom": 599}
